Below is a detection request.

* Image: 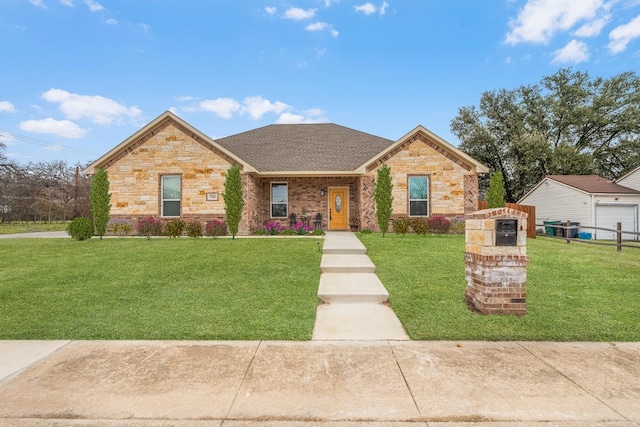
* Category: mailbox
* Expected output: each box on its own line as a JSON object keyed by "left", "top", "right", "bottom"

{"left": 496, "top": 219, "right": 517, "bottom": 246}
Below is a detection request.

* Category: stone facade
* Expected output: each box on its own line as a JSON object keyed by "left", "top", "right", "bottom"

{"left": 464, "top": 208, "right": 529, "bottom": 316}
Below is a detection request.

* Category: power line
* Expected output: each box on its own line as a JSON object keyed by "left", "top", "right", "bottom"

{"left": 0, "top": 130, "right": 100, "bottom": 156}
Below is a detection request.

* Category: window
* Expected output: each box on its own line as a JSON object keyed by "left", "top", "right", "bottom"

{"left": 162, "top": 175, "right": 181, "bottom": 217}
{"left": 409, "top": 176, "right": 429, "bottom": 216}
{"left": 271, "top": 183, "right": 288, "bottom": 218}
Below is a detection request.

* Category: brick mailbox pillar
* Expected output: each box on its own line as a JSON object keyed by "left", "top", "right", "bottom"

{"left": 464, "top": 207, "right": 529, "bottom": 315}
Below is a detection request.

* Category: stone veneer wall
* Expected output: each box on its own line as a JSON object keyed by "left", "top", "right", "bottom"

{"left": 464, "top": 208, "right": 529, "bottom": 315}
{"left": 104, "top": 121, "right": 234, "bottom": 225}
{"left": 364, "top": 132, "right": 480, "bottom": 231}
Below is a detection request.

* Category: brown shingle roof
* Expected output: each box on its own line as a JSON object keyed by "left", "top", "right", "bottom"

{"left": 548, "top": 175, "right": 640, "bottom": 194}
{"left": 215, "top": 123, "right": 394, "bottom": 172}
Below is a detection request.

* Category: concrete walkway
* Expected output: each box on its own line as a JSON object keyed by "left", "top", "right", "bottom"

{"left": 1, "top": 340, "right": 639, "bottom": 425}
{"left": 313, "top": 232, "right": 409, "bottom": 341}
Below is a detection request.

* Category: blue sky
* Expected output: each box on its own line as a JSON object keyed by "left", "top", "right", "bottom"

{"left": 2, "top": 0, "right": 640, "bottom": 166}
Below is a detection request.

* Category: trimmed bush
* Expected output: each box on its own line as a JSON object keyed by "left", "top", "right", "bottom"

{"left": 411, "top": 217, "right": 429, "bottom": 235}
{"left": 205, "top": 219, "right": 228, "bottom": 239}
{"left": 450, "top": 216, "right": 466, "bottom": 233}
{"left": 165, "top": 218, "right": 186, "bottom": 238}
{"left": 185, "top": 221, "right": 203, "bottom": 238}
{"left": 428, "top": 216, "right": 451, "bottom": 233}
{"left": 107, "top": 220, "right": 132, "bottom": 237}
{"left": 392, "top": 217, "right": 411, "bottom": 235}
{"left": 311, "top": 229, "right": 325, "bottom": 236}
{"left": 137, "top": 217, "right": 163, "bottom": 238}
{"left": 66, "top": 217, "right": 94, "bottom": 241}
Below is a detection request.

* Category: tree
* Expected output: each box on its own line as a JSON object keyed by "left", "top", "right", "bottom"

{"left": 90, "top": 168, "right": 111, "bottom": 239}
{"left": 451, "top": 68, "right": 640, "bottom": 202}
{"left": 486, "top": 171, "right": 506, "bottom": 208}
{"left": 373, "top": 164, "right": 393, "bottom": 236}
{"left": 222, "top": 163, "right": 244, "bottom": 239}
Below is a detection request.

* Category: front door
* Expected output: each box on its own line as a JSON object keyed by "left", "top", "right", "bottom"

{"left": 328, "top": 188, "right": 348, "bottom": 230}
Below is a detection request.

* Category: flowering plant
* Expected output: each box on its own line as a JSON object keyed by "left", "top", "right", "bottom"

{"left": 205, "top": 219, "right": 228, "bottom": 239}
{"left": 265, "top": 221, "right": 285, "bottom": 235}
{"left": 292, "top": 221, "right": 313, "bottom": 235}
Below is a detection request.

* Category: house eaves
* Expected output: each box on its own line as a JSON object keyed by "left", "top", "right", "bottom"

{"left": 82, "top": 111, "right": 256, "bottom": 176}
{"left": 358, "top": 125, "right": 490, "bottom": 174}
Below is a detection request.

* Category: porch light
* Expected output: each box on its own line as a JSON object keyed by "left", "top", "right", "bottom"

{"left": 320, "top": 189, "right": 325, "bottom": 196}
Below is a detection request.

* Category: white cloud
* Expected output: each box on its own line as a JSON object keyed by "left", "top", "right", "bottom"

{"left": 505, "top": 0, "right": 606, "bottom": 45}
{"left": 199, "top": 98, "right": 241, "bottom": 119}
{"left": 574, "top": 15, "right": 610, "bottom": 37}
{"left": 306, "top": 22, "right": 339, "bottom": 37}
{"left": 103, "top": 17, "right": 118, "bottom": 25}
{"left": 83, "top": 0, "right": 104, "bottom": 12}
{"left": 0, "top": 101, "right": 16, "bottom": 113}
{"left": 19, "top": 118, "right": 89, "bottom": 139}
{"left": 46, "top": 144, "right": 65, "bottom": 151}
{"left": 176, "top": 95, "right": 196, "bottom": 102}
{"left": 242, "top": 96, "right": 290, "bottom": 120}
{"left": 355, "top": 2, "right": 376, "bottom": 15}
{"left": 41, "top": 88, "right": 143, "bottom": 125}
{"left": 284, "top": 7, "right": 317, "bottom": 20}
{"left": 265, "top": 6, "right": 277, "bottom": 15}
{"left": 276, "top": 109, "right": 328, "bottom": 124}
{"left": 608, "top": 14, "right": 640, "bottom": 53}
{"left": 60, "top": 0, "right": 73, "bottom": 6}
{"left": 324, "top": 0, "right": 339, "bottom": 7}
{"left": 29, "top": 0, "right": 46, "bottom": 8}
{"left": 137, "top": 23, "right": 151, "bottom": 33}
{"left": 552, "top": 39, "right": 590, "bottom": 63}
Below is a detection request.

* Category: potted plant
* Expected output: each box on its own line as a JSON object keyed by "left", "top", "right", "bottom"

{"left": 349, "top": 215, "right": 360, "bottom": 232}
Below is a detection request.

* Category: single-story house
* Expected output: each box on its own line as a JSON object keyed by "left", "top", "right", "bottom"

{"left": 83, "top": 111, "right": 489, "bottom": 234}
{"left": 518, "top": 174, "right": 640, "bottom": 240}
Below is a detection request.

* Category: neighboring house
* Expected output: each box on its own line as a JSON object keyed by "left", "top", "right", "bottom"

{"left": 617, "top": 165, "right": 640, "bottom": 192}
{"left": 518, "top": 175, "right": 640, "bottom": 240}
{"left": 83, "top": 111, "right": 489, "bottom": 234}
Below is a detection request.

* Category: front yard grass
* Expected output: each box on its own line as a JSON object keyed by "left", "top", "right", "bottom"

{"left": 0, "top": 238, "right": 322, "bottom": 340}
{"left": 0, "top": 221, "right": 69, "bottom": 234}
{"left": 358, "top": 233, "right": 640, "bottom": 341}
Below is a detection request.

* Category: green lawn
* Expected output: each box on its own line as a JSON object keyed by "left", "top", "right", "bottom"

{"left": 0, "top": 238, "right": 322, "bottom": 340}
{"left": 0, "top": 221, "right": 69, "bottom": 234}
{"left": 358, "top": 233, "right": 640, "bottom": 341}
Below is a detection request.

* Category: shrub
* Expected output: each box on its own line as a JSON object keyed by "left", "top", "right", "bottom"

{"left": 90, "top": 167, "right": 111, "bottom": 240}
{"left": 185, "top": 221, "right": 203, "bottom": 238}
{"left": 107, "top": 219, "right": 132, "bottom": 237}
{"left": 66, "top": 217, "right": 94, "bottom": 241}
{"left": 359, "top": 228, "right": 373, "bottom": 234}
{"left": 164, "top": 218, "right": 186, "bottom": 238}
{"left": 373, "top": 164, "right": 393, "bottom": 236}
{"left": 252, "top": 228, "right": 268, "bottom": 236}
{"left": 137, "top": 217, "right": 163, "bottom": 238}
{"left": 428, "top": 216, "right": 451, "bottom": 233}
{"left": 411, "top": 217, "right": 429, "bottom": 235}
{"left": 265, "top": 221, "right": 285, "bottom": 235}
{"left": 292, "top": 222, "right": 312, "bottom": 235}
{"left": 222, "top": 163, "right": 244, "bottom": 239}
{"left": 450, "top": 216, "right": 466, "bottom": 232}
{"left": 392, "top": 217, "right": 411, "bottom": 235}
{"left": 205, "top": 219, "right": 228, "bottom": 239}
{"left": 311, "top": 229, "right": 325, "bottom": 236}
{"left": 283, "top": 229, "right": 296, "bottom": 235}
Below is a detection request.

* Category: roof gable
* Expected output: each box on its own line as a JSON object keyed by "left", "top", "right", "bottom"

{"left": 362, "top": 126, "right": 489, "bottom": 174}
{"left": 547, "top": 175, "right": 640, "bottom": 194}
{"left": 83, "top": 111, "right": 253, "bottom": 175}
{"left": 214, "top": 123, "right": 394, "bottom": 174}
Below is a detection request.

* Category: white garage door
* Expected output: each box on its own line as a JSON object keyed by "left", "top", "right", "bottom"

{"left": 595, "top": 204, "right": 638, "bottom": 240}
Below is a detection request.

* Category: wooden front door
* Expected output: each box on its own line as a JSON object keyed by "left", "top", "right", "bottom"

{"left": 328, "top": 188, "right": 348, "bottom": 230}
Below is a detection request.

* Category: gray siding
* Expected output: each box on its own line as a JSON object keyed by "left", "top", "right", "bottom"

{"left": 618, "top": 168, "right": 640, "bottom": 192}
{"left": 520, "top": 180, "right": 591, "bottom": 227}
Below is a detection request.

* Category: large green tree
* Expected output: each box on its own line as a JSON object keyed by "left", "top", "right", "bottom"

{"left": 90, "top": 167, "right": 111, "bottom": 239}
{"left": 222, "top": 163, "right": 244, "bottom": 239}
{"left": 373, "top": 164, "right": 393, "bottom": 236}
{"left": 451, "top": 68, "right": 640, "bottom": 202}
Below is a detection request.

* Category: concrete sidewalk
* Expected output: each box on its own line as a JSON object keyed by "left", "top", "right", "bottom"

{"left": 0, "top": 340, "right": 639, "bottom": 425}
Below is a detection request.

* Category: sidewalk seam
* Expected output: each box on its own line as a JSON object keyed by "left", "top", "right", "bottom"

{"left": 389, "top": 341, "right": 422, "bottom": 417}
{"left": 516, "top": 341, "right": 630, "bottom": 422}
{"left": 223, "top": 340, "right": 262, "bottom": 420}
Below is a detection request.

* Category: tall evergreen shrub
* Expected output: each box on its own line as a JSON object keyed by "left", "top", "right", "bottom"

{"left": 222, "top": 163, "right": 244, "bottom": 239}
{"left": 90, "top": 167, "right": 111, "bottom": 239}
{"left": 487, "top": 171, "right": 506, "bottom": 208}
{"left": 373, "top": 164, "right": 393, "bottom": 236}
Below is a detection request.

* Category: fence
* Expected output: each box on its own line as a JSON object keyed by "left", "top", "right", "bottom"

{"left": 476, "top": 201, "right": 537, "bottom": 239}
{"left": 538, "top": 220, "right": 640, "bottom": 252}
